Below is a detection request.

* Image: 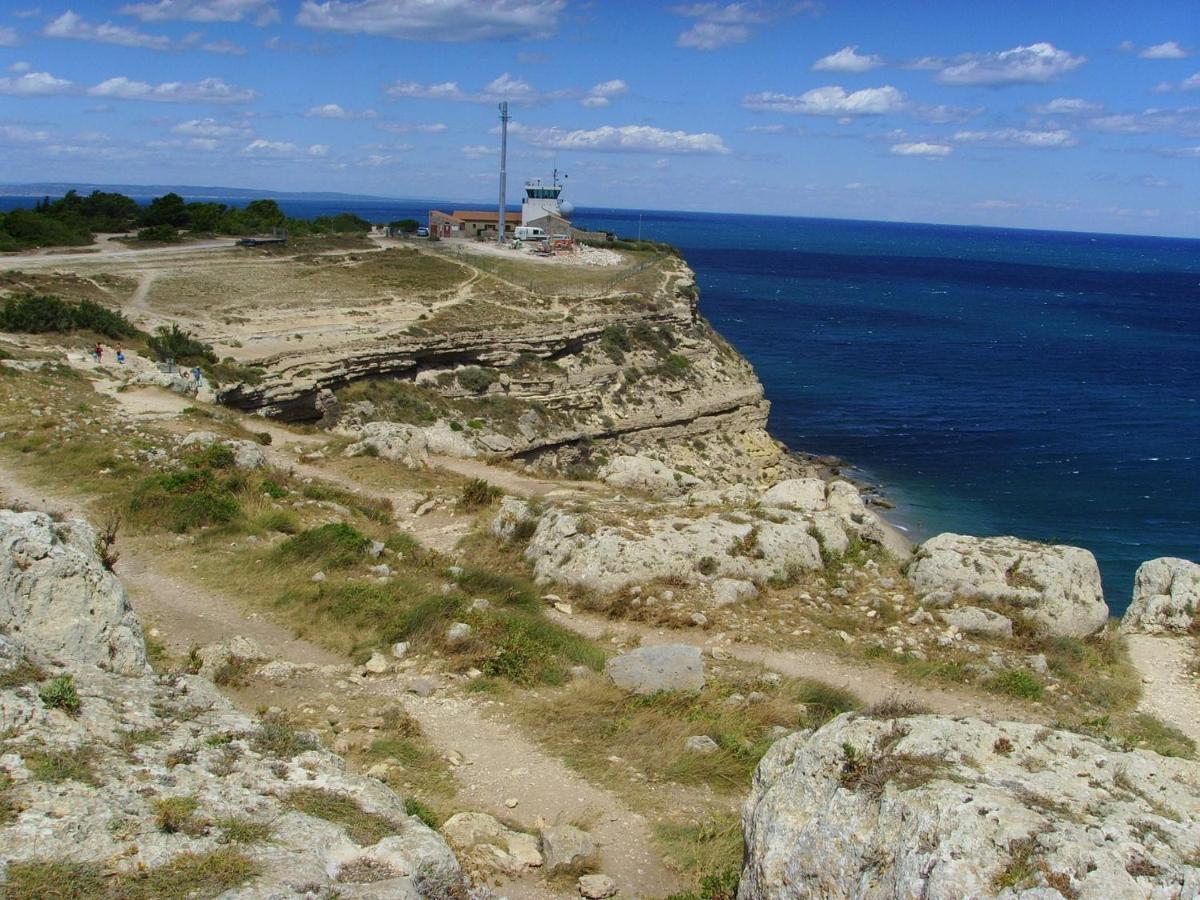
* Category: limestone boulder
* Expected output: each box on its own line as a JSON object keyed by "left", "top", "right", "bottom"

{"left": 711, "top": 578, "right": 759, "bottom": 607}
{"left": 441, "top": 812, "right": 541, "bottom": 875}
{"left": 740, "top": 712, "right": 1200, "bottom": 900}
{"left": 421, "top": 420, "right": 479, "bottom": 458}
{"left": 599, "top": 454, "right": 702, "bottom": 497}
{"left": 939, "top": 605, "right": 1014, "bottom": 639}
{"left": 133, "top": 369, "right": 197, "bottom": 397}
{"left": 761, "top": 478, "right": 827, "bottom": 512}
{"left": 540, "top": 824, "right": 596, "bottom": 873}
{"left": 193, "top": 635, "right": 268, "bottom": 681}
{"left": 224, "top": 438, "right": 268, "bottom": 469}
{"left": 490, "top": 496, "right": 533, "bottom": 542}
{"left": 179, "top": 430, "right": 218, "bottom": 448}
{"left": 605, "top": 644, "right": 705, "bottom": 695}
{"left": 0, "top": 510, "right": 147, "bottom": 675}
{"left": 1122, "top": 557, "right": 1200, "bottom": 634}
{"left": 345, "top": 422, "right": 429, "bottom": 468}
{"left": 907, "top": 533, "right": 1108, "bottom": 637}
{"left": 524, "top": 508, "right": 821, "bottom": 595}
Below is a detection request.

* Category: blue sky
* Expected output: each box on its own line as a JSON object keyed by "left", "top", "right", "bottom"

{"left": 1, "top": 0, "right": 1198, "bottom": 236}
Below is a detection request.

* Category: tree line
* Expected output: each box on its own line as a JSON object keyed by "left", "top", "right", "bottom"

{"left": 0, "top": 190, "right": 376, "bottom": 251}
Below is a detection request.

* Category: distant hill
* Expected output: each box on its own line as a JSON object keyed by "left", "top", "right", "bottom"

{"left": 0, "top": 182, "right": 404, "bottom": 203}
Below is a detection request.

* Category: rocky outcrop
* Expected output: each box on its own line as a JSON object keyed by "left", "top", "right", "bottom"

{"left": 740, "top": 712, "right": 1200, "bottom": 899}
{"left": 0, "top": 508, "right": 461, "bottom": 896}
{"left": 0, "top": 510, "right": 147, "bottom": 676}
{"left": 907, "top": 533, "right": 1109, "bottom": 637}
{"left": 523, "top": 506, "right": 823, "bottom": 595}
{"left": 605, "top": 644, "right": 705, "bottom": 694}
{"left": 1122, "top": 557, "right": 1200, "bottom": 634}
{"left": 598, "top": 454, "right": 703, "bottom": 497}
{"left": 939, "top": 605, "right": 1014, "bottom": 639}
{"left": 344, "top": 421, "right": 429, "bottom": 468}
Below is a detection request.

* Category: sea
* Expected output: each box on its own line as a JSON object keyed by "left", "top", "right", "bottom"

{"left": 4, "top": 193, "right": 1198, "bottom": 613}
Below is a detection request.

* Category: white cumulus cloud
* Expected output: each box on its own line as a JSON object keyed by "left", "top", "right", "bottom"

{"left": 462, "top": 144, "right": 495, "bottom": 158}
{"left": 1139, "top": 41, "right": 1189, "bottom": 60}
{"left": 44, "top": 11, "right": 172, "bottom": 50}
{"left": 953, "top": 128, "right": 1077, "bottom": 148}
{"left": 119, "top": 0, "right": 279, "bottom": 24}
{"left": 672, "top": 1, "right": 817, "bottom": 51}
{"left": 89, "top": 76, "right": 259, "bottom": 103}
{"left": 0, "top": 71, "right": 76, "bottom": 97}
{"left": 297, "top": 0, "right": 564, "bottom": 42}
{"left": 742, "top": 85, "right": 905, "bottom": 116}
{"left": 936, "top": 42, "right": 1085, "bottom": 86}
{"left": 306, "top": 103, "right": 377, "bottom": 118}
{"left": 890, "top": 141, "right": 951, "bottom": 157}
{"left": 512, "top": 123, "right": 730, "bottom": 155}
{"left": 202, "top": 39, "right": 247, "bottom": 54}
{"left": 0, "top": 26, "right": 18, "bottom": 46}
{"left": 813, "top": 46, "right": 884, "bottom": 73}
{"left": 581, "top": 79, "right": 628, "bottom": 108}
{"left": 0, "top": 125, "right": 52, "bottom": 143}
{"left": 1035, "top": 97, "right": 1103, "bottom": 114}
{"left": 171, "top": 117, "right": 249, "bottom": 137}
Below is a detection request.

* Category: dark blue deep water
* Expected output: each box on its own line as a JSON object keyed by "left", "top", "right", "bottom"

{"left": 5, "top": 195, "right": 1198, "bottom": 610}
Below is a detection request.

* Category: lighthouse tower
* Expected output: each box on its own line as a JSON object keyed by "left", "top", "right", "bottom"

{"left": 521, "top": 169, "right": 575, "bottom": 226}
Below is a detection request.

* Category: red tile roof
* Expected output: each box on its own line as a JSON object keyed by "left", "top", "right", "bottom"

{"left": 449, "top": 210, "right": 521, "bottom": 223}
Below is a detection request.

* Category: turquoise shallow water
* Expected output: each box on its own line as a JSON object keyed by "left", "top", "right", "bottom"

{"left": 5, "top": 195, "right": 1196, "bottom": 611}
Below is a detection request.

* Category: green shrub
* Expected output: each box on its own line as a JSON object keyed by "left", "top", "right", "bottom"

{"left": 456, "top": 366, "right": 498, "bottom": 394}
{"left": 273, "top": 523, "right": 370, "bottom": 569}
{"left": 146, "top": 324, "right": 217, "bottom": 365}
{"left": 136, "top": 224, "right": 181, "bottom": 243}
{"left": 599, "top": 324, "right": 630, "bottom": 363}
{"left": 39, "top": 675, "right": 81, "bottom": 715}
{"left": 460, "top": 478, "right": 503, "bottom": 509}
{"left": 0, "top": 293, "right": 137, "bottom": 339}
{"left": 988, "top": 668, "right": 1045, "bottom": 701}
{"left": 259, "top": 478, "right": 287, "bottom": 499}
{"left": 404, "top": 797, "right": 440, "bottom": 829}
{"left": 127, "top": 469, "right": 241, "bottom": 532}
{"left": 24, "top": 747, "right": 97, "bottom": 785}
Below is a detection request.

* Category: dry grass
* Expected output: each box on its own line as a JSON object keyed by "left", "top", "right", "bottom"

{"left": 285, "top": 787, "right": 400, "bottom": 845}
{"left": 4, "top": 848, "right": 258, "bottom": 900}
{"left": 511, "top": 672, "right": 858, "bottom": 796}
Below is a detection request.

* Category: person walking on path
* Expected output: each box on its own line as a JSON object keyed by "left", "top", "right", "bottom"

{"left": 116, "top": 347, "right": 125, "bottom": 364}
{"left": 192, "top": 366, "right": 203, "bottom": 388}
{"left": 94, "top": 343, "right": 103, "bottom": 363}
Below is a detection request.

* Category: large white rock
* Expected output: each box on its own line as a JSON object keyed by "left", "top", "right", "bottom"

{"left": 761, "top": 478, "right": 827, "bottom": 512}
{"left": 0, "top": 510, "right": 147, "bottom": 675}
{"left": 740, "top": 712, "right": 1200, "bottom": 900}
{"left": 599, "top": 454, "right": 702, "bottom": 497}
{"left": 421, "top": 420, "right": 479, "bottom": 458}
{"left": 0, "top": 506, "right": 462, "bottom": 896}
{"left": 225, "top": 438, "right": 268, "bottom": 470}
{"left": 524, "top": 508, "right": 823, "bottom": 595}
{"left": 490, "top": 496, "right": 534, "bottom": 542}
{"left": 1122, "top": 557, "right": 1200, "bottom": 634}
{"left": 605, "top": 644, "right": 705, "bottom": 694}
{"left": 907, "top": 533, "right": 1109, "bottom": 637}
{"left": 345, "top": 422, "right": 429, "bottom": 468}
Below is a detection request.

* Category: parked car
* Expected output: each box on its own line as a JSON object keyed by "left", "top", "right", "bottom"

{"left": 416, "top": 226, "right": 429, "bottom": 237}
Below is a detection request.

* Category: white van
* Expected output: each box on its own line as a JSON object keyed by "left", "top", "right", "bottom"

{"left": 513, "top": 226, "right": 548, "bottom": 241}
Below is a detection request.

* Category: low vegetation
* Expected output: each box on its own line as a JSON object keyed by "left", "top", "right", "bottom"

{"left": 0, "top": 293, "right": 138, "bottom": 340}
{"left": 4, "top": 848, "right": 259, "bottom": 899}
{"left": 285, "top": 788, "right": 400, "bottom": 845}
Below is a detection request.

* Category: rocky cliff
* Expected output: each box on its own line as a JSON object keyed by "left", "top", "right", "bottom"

{"left": 217, "top": 248, "right": 796, "bottom": 486}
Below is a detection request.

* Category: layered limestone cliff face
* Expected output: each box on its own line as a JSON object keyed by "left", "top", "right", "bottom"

{"left": 218, "top": 250, "right": 796, "bottom": 486}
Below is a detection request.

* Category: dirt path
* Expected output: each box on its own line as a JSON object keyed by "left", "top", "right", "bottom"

{"left": 1126, "top": 634, "right": 1200, "bottom": 746}
{"left": 0, "top": 465, "right": 341, "bottom": 667}
{"left": 0, "top": 238, "right": 237, "bottom": 268}
{"left": 409, "top": 693, "right": 683, "bottom": 899}
{"left": 128, "top": 269, "right": 158, "bottom": 317}
{"left": 429, "top": 454, "right": 596, "bottom": 499}
{"left": 0, "top": 457, "right": 684, "bottom": 897}
{"left": 549, "top": 609, "right": 1051, "bottom": 724}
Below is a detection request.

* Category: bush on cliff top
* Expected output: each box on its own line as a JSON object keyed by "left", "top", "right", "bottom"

{"left": 0, "top": 293, "right": 138, "bottom": 340}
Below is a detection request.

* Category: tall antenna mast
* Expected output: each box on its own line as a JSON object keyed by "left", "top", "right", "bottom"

{"left": 497, "top": 101, "right": 509, "bottom": 245}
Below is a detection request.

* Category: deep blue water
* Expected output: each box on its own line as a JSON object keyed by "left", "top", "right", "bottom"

{"left": 5, "top": 194, "right": 1198, "bottom": 611}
